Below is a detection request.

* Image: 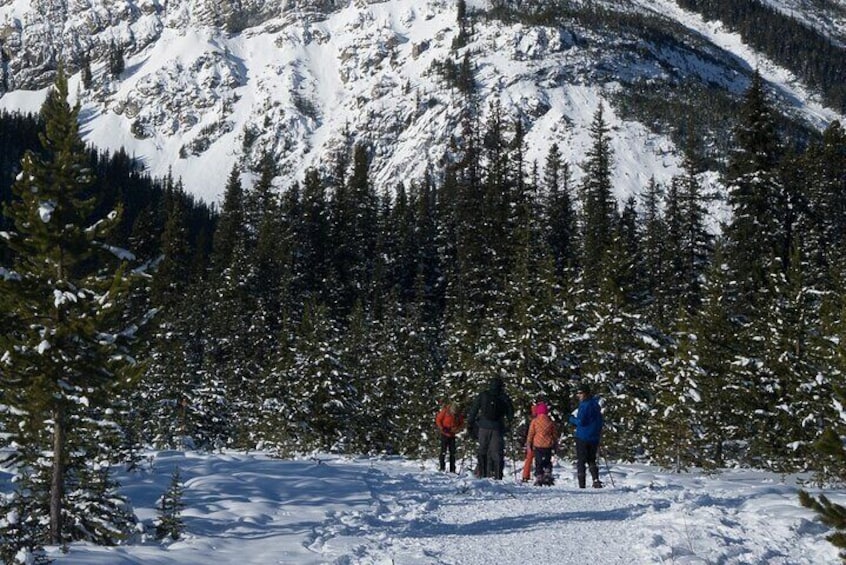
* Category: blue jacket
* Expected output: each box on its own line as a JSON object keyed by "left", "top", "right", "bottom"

{"left": 569, "top": 396, "right": 603, "bottom": 444}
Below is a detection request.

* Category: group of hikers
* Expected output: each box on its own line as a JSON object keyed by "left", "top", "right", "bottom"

{"left": 434, "top": 377, "right": 605, "bottom": 488}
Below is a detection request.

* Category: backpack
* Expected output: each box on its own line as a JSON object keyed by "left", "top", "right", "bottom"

{"left": 480, "top": 391, "right": 504, "bottom": 421}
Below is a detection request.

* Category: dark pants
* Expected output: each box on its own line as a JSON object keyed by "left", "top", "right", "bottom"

{"left": 576, "top": 439, "right": 599, "bottom": 487}
{"left": 439, "top": 435, "right": 457, "bottom": 472}
{"left": 534, "top": 447, "right": 553, "bottom": 477}
{"left": 477, "top": 427, "right": 504, "bottom": 479}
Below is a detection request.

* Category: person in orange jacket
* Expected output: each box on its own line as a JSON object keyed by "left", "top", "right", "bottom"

{"left": 435, "top": 402, "right": 465, "bottom": 473}
{"left": 526, "top": 402, "right": 559, "bottom": 486}
{"left": 521, "top": 403, "right": 538, "bottom": 482}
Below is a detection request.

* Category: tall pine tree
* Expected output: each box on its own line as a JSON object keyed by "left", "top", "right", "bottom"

{"left": 0, "top": 68, "right": 138, "bottom": 546}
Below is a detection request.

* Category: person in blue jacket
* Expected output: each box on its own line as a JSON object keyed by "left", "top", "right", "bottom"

{"left": 568, "top": 383, "right": 604, "bottom": 488}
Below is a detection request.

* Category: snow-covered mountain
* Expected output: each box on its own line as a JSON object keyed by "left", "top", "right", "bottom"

{"left": 0, "top": 0, "right": 843, "bottom": 204}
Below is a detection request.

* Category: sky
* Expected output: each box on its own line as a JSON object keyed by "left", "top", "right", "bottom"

{"left": 11, "top": 447, "right": 840, "bottom": 564}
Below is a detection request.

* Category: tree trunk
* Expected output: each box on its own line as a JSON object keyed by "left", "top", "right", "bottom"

{"left": 49, "top": 403, "right": 66, "bottom": 544}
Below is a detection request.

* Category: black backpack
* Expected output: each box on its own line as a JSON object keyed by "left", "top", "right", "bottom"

{"left": 480, "top": 391, "right": 504, "bottom": 421}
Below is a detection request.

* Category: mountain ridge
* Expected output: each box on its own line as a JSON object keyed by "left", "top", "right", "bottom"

{"left": 0, "top": 0, "right": 843, "bottom": 204}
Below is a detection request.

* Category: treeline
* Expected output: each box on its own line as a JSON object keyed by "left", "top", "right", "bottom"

{"left": 0, "top": 112, "right": 216, "bottom": 268}
{"left": 677, "top": 0, "right": 846, "bottom": 112}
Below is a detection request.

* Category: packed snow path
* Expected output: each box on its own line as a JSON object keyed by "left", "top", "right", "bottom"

{"left": 42, "top": 451, "right": 838, "bottom": 564}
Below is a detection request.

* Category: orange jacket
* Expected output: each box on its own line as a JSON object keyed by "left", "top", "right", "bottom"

{"left": 436, "top": 406, "right": 464, "bottom": 438}
{"left": 527, "top": 414, "right": 558, "bottom": 449}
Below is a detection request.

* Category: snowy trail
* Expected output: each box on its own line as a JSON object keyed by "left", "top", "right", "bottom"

{"left": 38, "top": 451, "right": 839, "bottom": 564}
{"left": 307, "top": 462, "right": 824, "bottom": 565}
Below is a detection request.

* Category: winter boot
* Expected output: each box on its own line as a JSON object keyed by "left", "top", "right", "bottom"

{"left": 592, "top": 480, "right": 604, "bottom": 488}
{"left": 589, "top": 464, "right": 600, "bottom": 482}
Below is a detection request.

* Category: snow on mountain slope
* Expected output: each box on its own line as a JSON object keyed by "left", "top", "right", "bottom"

{"left": 761, "top": 0, "right": 846, "bottom": 46}
{"left": 632, "top": 0, "right": 843, "bottom": 130}
{"left": 0, "top": 0, "right": 843, "bottom": 204}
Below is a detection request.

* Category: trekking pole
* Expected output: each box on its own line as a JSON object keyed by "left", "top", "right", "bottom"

{"left": 506, "top": 427, "right": 515, "bottom": 483}
{"left": 457, "top": 434, "right": 470, "bottom": 476}
{"left": 599, "top": 443, "right": 616, "bottom": 488}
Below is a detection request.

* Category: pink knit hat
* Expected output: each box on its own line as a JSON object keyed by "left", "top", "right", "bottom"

{"left": 534, "top": 402, "right": 548, "bottom": 415}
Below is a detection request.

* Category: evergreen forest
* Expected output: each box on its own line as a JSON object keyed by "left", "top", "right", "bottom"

{"left": 1, "top": 67, "right": 846, "bottom": 556}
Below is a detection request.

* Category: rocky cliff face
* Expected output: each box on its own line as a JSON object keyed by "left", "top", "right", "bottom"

{"left": 0, "top": 0, "right": 842, "bottom": 203}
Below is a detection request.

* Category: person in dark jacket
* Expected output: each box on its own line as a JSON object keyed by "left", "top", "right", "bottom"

{"left": 467, "top": 376, "right": 514, "bottom": 480}
{"left": 568, "top": 383, "right": 604, "bottom": 488}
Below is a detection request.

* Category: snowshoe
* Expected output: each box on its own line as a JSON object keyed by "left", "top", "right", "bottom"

{"left": 592, "top": 480, "right": 604, "bottom": 488}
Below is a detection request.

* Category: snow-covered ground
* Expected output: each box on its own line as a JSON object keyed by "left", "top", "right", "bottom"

{"left": 21, "top": 449, "right": 842, "bottom": 564}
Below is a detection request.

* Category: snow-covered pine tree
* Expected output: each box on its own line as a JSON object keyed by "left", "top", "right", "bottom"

{"left": 810, "top": 262, "right": 846, "bottom": 483}
{"left": 143, "top": 181, "right": 224, "bottom": 450}
{"left": 749, "top": 244, "right": 833, "bottom": 472}
{"left": 720, "top": 70, "right": 787, "bottom": 464}
{"left": 329, "top": 143, "right": 379, "bottom": 318}
{"left": 676, "top": 134, "right": 713, "bottom": 315}
{"left": 296, "top": 168, "right": 332, "bottom": 306}
{"left": 579, "top": 103, "right": 616, "bottom": 289}
{"left": 0, "top": 68, "right": 138, "bottom": 545}
{"left": 497, "top": 133, "right": 565, "bottom": 410}
{"left": 687, "top": 248, "right": 743, "bottom": 469}
{"left": 638, "top": 176, "right": 671, "bottom": 329}
{"left": 370, "top": 296, "right": 441, "bottom": 458}
{"left": 155, "top": 467, "right": 185, "bottom": 541}
{"left": 652, "top": 315, "right": 703, "bottom": 472}
{"left": 579, "top": 241, "right": 663, "bottom": 462}
{"left": 722, "top": 70, "right": 784, "bottom": 315}
{"left": 285, "top": 299, "right": 353, "bottom": 452}
{"left": 542, "top": 142, "right": 578, "bottom": 282}
{"left": 0, "top": 464, "right": 50, "bottom": 564}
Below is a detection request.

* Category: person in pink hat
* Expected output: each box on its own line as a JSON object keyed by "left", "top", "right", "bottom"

{"left": 526, "top": 401, "right": 558, "bottom": 486}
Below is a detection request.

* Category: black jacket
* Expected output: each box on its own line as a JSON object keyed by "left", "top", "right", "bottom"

{"left": 467, "top": 378, "right": 514, "bottom": 433}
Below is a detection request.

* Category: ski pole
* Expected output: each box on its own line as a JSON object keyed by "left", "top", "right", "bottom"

{"left": 599, "top": 443, "right": 616, "bottom": 488}
{"left": 509, "top": 427, "right": 519, "bottom": 483}
{"left": 457, "top": 434, "right": 470, "bottom": 476}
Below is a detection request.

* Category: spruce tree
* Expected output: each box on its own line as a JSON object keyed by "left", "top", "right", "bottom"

{"left": 155, "top": 467, "right": 186, "bottom": 541}
{"left": 639, "top": 177, "right": 671, "bottom": 328}
{"left": 688, "top": 248, "right": 742, "bottom": 469}
{"left": 580, "top": 103, "right": 616, "bottom": 287}
{"left": 722, "top": 70, "right": 784, "bottom": 319}
{"left": 297, "top": 168, "right": 331, "bottom": 307}
{"left": 652, "top": 316, "right": 702, "bottom": 472}
{"left": 750, "top": 243, "right": 833, "bottom": 472}
{"left": 543, "top": 142, "right": 577, "bottom": 281}
{"left": 720, "top": 71, "right": 787, "bottom": 462}
{"left": 0, "top": 68, "right": 138, "bottom": 545}
{"left": 676, "top": 143, "right": 712, "bottom": 314}
{"left": 285, "top": 300, "right": 352, "bottom": 451}
{"left": 143, "top": 179, "right": 222, "bottom": 449}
